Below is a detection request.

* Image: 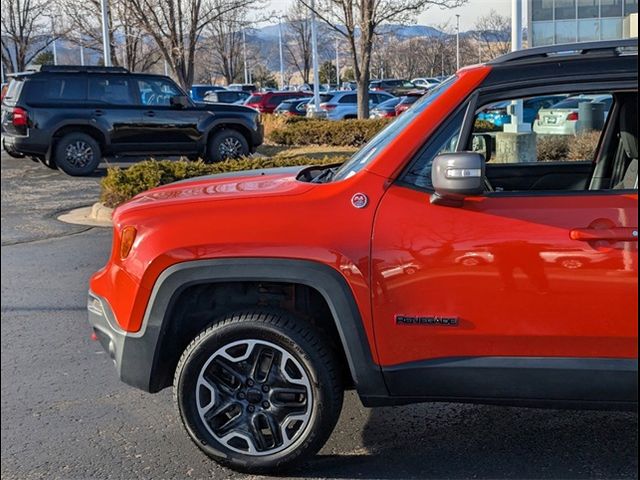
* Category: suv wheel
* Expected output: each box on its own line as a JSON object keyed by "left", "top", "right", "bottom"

{"left": 206, "top": 129, "right": 249, "bottom": 163}
{"left": 55, "top": 133, "right": 101, "bottom": 176}
{"left": 174, "top": 310, "right": 344, "bottom": 473}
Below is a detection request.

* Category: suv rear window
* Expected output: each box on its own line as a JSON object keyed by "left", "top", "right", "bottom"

{"left": 23, "top": 76, "right": 87, "bottom": 104}
{"left": 2, "top": 79, "right": 25, "bottom": 106}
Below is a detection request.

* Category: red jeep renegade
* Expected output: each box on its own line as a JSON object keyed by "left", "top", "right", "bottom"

{"left": 89, "top": 40, "right": 638, "bottom": 473}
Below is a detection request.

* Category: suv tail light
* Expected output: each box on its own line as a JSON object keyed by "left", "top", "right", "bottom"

{"left": 12, "top": 107, "right": 28, "bottom": 127}
{"left": 567, "top": 112, "right": 579, "bottom": 121}
{"left": 321, "top": 104, "right": 337, "bottom": 111}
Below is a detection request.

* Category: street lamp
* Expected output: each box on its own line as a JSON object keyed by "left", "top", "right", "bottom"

{"left": 455, "top": 14, "right": 460, "bottom": 71}
{"left": 100, "top": 0, "right": 112, "bottom": 66}
{"left": 309, "top": 0, "right": 321, "bottom": 111}
{"left": 278, "top": 18, "right": 285, "bottom": 89}
{"left": 242, "top": 29, "right": 249, "bottom": 84}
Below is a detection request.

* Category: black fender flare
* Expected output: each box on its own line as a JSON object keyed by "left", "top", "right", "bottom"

{"left": 128, "top": 258, "right": 388, "bottom": 398}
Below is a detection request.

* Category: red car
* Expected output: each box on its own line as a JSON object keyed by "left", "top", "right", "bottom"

{"left": 89, "top": 40, "right": 638, "bottom": 473}
{"left": 245, "top": 91, "right": 312, "bottom": 113}
{"left": 394, "top": 90, "right": 427, "bottom": 115}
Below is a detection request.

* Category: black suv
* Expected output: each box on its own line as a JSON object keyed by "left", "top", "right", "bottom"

{"left": 1, "top": 66, "right": 263, "bottom": 175}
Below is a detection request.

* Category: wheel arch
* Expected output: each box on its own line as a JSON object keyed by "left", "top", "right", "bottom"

{"left": 50, "top": 123, "right": 108, "bottom": 164}
{"left": 206, "top": 121, "right": 253, "bottom": 149}
{"left": 136, "top": 259, "right": 387, "bottom": 400}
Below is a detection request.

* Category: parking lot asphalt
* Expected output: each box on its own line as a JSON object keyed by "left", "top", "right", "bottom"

{"left": 1, "top": 151, "right": 638, "bottom": 480}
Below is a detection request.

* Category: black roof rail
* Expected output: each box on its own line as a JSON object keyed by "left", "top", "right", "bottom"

{"left": 489, "top": 39, "right": 638, "bottom": 65}
{"left": 34, "top": 65, "right": 130, "bottom": 74}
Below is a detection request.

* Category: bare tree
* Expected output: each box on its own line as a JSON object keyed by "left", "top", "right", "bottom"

{"left": 1, "top": 0, "right": 57, "bottom": 72}
{"left": 474, "top": 9, "right": 511, "bottom": 61}
{"left": 205, "top": 0, "right": 255, "bottom": 85}
{"left": 300, "top": 0, "right": 466, "bottom": 118}
{"left": 125, "top": 0, "right": 255, "bottom": 89}
{"left": 283, "top": 2, "right": 312, "bottom": 84}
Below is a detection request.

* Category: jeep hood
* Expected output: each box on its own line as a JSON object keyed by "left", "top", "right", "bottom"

{"left": 116, "top": 166, "right": 313, "bottom": 215}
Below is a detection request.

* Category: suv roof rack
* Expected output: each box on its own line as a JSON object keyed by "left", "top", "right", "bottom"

{"left": 489, "top": 39, "right": 638, "bottom": 65}
{"left": 25, "top": 65, "right": 130, "bottom": 74}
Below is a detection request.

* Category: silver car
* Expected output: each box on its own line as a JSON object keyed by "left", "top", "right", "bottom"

{"left": 533, "top": 94, "right": 612, "bottom": 135}
{"left": 306, "top": 91, "right": 395, "bottom": 120}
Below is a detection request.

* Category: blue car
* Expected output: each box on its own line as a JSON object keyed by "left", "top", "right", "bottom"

{"left": 189, "top": 85, "right": 226, "bottom": 102}
{"left": 479, "top": 95, "right": 568, "bottom": 127}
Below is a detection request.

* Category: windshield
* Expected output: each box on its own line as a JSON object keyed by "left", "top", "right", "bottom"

{"left": 332, "top": 76, "right": 457, "bottom": 181}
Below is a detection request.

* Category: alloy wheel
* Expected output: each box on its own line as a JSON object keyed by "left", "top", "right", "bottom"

{"left": 196, "top": 339, "right": 312, "bottom": 456}
{"left": 64, "top": 141, "right": 94, "bottom": 167}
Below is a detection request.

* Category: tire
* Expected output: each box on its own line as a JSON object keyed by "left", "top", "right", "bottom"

{"left": 54, "top": 133, "right": 101, "bottom": 176}
{"left": 206, "top": 129, "right": 249, "bottom": 163}
{"left": 174, "top": 310, "right": 344, "bottom": 474}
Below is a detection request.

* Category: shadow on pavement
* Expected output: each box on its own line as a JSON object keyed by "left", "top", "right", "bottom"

{"left": 294, "top": 402, "right": 638, "bottom": 480}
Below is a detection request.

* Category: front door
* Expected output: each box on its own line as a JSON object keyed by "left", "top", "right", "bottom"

{"left": 371, "top": 90, "right": 638, "bottom": 402}
{"left": 134, "top": 77, "right": 200, "bottom": 154}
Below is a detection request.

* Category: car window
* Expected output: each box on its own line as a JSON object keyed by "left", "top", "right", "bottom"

{"left": 25, "top": 75, "right": 87, "bottom": 104}
{"left": 2, "top": 78, "right": 26, "bottom": 106}
{"left": 246, "top": 95, "right": 263, "bottom": 103}
{"left": 137, "top": 78, "right": 181, "bottom": 106}
{"left": 267, "top": 95, "right": 284, "bottom": 106}
{"left": 88, "top": 76, "right": 134, "bottom": 105}
{"left": 339, "top": 94, "right": 357, "bottom": 104}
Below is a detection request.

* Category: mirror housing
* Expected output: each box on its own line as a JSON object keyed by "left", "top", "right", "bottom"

{"left": 170, "top": 95, "right": 190, "bottom": 109}
{"left": 431, "top": 152, "right": 485, "bottom": 207}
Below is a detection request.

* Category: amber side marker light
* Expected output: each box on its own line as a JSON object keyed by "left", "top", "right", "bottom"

{"left": 120, "top": 226, "right": 137, "bottom": 259}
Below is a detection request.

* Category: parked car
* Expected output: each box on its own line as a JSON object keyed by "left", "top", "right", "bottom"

{"left": 190, "top": 84, "right": 226, "bottom": 102}
{"left": 369, "top": 79, "right": 416, "bottom": 96}
{"left": 273, "top": 97, "right": 311, "bottom": 116}
{"left": 394, "top": 90, "right": 426, "bottom": 115}
{"left": 533, "top": 94, "right": 613, "bottom": 135}
{"left": 411, "top": 77, "right": 442, "bottom": 89}
{"left": 88, "top": 39, "right": 638, "bottom": 474}
{"left": 1, "top": 65, "right": 263, "bottom": 175}
{"left": 306, "top": 90, "right": 395, "bottom": 120}
{"left": 245, "top": 91, "right": 312, "bottom": 114}
{"left": 203, "top": 90, "right": 250, "bottom": 105}
{"left": 369, "top": 97, "right": 402, "bottom": 118}
{"left": 228, "top": 83, "right": 257, "bottom": 93}
{"left": 478, "top": 95, "right": 568, "bottom": 127}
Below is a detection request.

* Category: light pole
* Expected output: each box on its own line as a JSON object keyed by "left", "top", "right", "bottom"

{"left": 51, "top": 17, "right": 58, "bottom": 65}
{"left": 80, "top": 44, "right": 85, "bottom": 66}
{"left": 455, "top": 14, "right": 460, "bottom": 71}
{"left": 309, "top": 0, "right": 321, "bottom": 111}
{"left": 242, "top": 29, "right": 249, "bottom": 84}
{"left": 278, "top": 19, "right": 285, "bottom": 89}
{"left": 335, "top": 37, "right": 340, "bottom": 87}
{"left": 507, "top": 0, "right": 528, "bottom": 133}
{"left": 100, "top": 0, "right": 112, "bottom": 66}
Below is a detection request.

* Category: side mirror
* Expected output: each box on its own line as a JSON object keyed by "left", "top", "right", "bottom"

{"left": 431, "top": 152, "right": 485, "bottom": 207}
{"left": 471, "top": 133, "right": 493, "bottom": 162}
{"left": 170, "top": 95, "right": 190, "bottom": 109}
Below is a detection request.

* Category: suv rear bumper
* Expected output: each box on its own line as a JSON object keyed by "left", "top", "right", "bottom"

{"left": 2, "top": 132, "right": 48, "bottom": 157}
{"left": 87, "top": 291, "right": 156, "bottom": 392}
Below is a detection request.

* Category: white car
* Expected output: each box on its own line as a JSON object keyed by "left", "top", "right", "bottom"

{"left": 411, "top": 77, "right": 441, "bottom": 89}
{"left": 533, "top": 94, "right": 612, "bottom": 135}
{"left": 306, "top": 90, "right": 394, "bottom": 120}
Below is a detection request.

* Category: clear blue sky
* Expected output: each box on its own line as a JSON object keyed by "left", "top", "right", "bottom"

{"left": 266, "top": 0, "right": 518, "bottom": 30}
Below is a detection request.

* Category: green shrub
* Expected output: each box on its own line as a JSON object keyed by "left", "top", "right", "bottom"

{"left": 267, "top": 118, "right": 390, "bottom": 147}
{"left": 474, "top": 120, "right": 502, "bottom": 133}
{"left": 100, "top": 155, "right": 345, "bottom": 208}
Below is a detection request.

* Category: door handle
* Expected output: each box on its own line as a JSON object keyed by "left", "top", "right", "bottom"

{"left": 570, "top": 227, "right": 638, "bottom": 242}
{"left": 144, "top": 111, "right": 156, "bottom": 117}
{"left": 93, "top": 109, "right": 105, "bottom": 117}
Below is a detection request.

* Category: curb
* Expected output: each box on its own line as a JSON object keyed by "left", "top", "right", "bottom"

{"left": 57, "top": 202, "right": 113, "bottom": 227}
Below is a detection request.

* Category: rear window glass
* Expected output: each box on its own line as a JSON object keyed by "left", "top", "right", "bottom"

{"left": 2, "top": 79, "right": 26, "bottom": 105}
{"left": 88, "top": 77, "right": 133, "bottom": 105}
{"left": 339, "top": 94, "right": 357, "bottom": 104}
{"left": 23, "top": 76, "right": 87, "bottom": 104}
{"left": 550, "top": 97, "right": 598, "bottom": 109}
